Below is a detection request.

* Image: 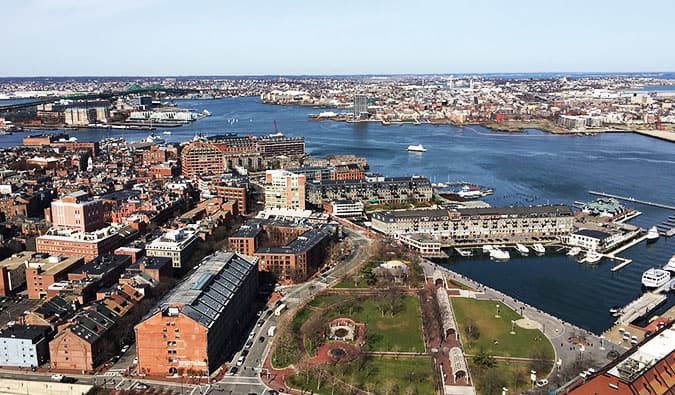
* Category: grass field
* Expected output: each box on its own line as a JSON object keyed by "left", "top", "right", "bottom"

{"left": 468, "top": 360, "right": 549, "bottom": 394}
{"left": 308, "top": 293, "right": 344, "bottom": 308}
{"left": 451, "top": 298, "right": 554, "bottom": 359}
{"left": 325, "top": 295, "right": 425, "bottom": 352}
{"left": 288, "top": 356, "right": 435, "bottom": 395}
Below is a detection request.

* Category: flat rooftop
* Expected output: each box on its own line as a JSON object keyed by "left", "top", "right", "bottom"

{"left": 23, "top": 253, "right": 83, "bottom": 276}
{"left": 0, "top": 324, "right": 50, "bottom": 342}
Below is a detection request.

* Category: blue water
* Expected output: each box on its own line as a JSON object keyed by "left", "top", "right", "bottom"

{"left": 2, "top": 96, "right": 674, "bottom": 333}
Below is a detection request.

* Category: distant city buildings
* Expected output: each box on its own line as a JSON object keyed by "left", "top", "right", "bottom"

{"left": 353, "top": 94, "right": 368, "bottom": 118}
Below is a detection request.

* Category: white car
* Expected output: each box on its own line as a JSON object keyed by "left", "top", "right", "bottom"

{"left": 121, "top": 345, "right": 130, "bottom": 353}
{"left": 51, "top": 374, "right": 64, "bottom": 382}
{"left": 236, "top": 356, "right": 245, "bottom": 366}
{"left": 536, "top": 379, "right": 549, "bottom": 387}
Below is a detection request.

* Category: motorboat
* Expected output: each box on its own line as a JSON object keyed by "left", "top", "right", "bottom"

{"left": 407, "top": 144, "right": 427, "bottom": 152}
{"left": 609, "top": 306, "right": 621, "bottom": 315}
{"left": 641, "top": 268, "right": 671, "bottom": 288}
{"left": 532, "top": 243, "right": 546, "bottom": 254}
{"left": 646, "top": 226, "right": 659, "bottom": 243}
{"left": 490, "top": 248, "right": 510, "bottom": 261}
{"left": 145, "top": 133, "right": 165, "bottom": 145}
{"left": 162, "top": 130, "right": 172, "bottom": 135}
{"left": 567, "top": 247, "right": 582, "bottom": 256}
{"left": 663, "top": 255, "right": 675, "bottom": 273}
{"left": 585, "top": 251, "right": 602, "bottom": 264}
{"left": 515, "top": 243, "right": 529, "bottom": 255}
{"left": 482, "top": 245, "right": 494, "bottom": 253}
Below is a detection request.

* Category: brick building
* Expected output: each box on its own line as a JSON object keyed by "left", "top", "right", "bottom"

{"left": 45, "top": 191, "right": 105, "bottom": 233}
{"left": 264, "top": 170, "right": 306, "bottom": 210}
{"left": 24, "top": 253, "right": 85, "bottom": 299}
{"left": 36, "top": 225, "right": 137, "bottom": 263}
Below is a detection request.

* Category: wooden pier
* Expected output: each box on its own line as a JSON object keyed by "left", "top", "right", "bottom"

{"left": 588, "top": 191, "right": 675, "bottom": 210}
{"left": 615, "top": 292, "right": 668, "bottom": 325}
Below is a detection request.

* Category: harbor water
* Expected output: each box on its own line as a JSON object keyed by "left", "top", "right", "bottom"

{"left": 2, "top": 96, "right": 674, "bottom": 333}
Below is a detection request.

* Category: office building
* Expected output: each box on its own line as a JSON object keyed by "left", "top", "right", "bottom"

{"left": 36, "top": 225, "right": 137, "bottom": 263}
{"left": 0, "top": 325, "right": 51, "bottom": 367}
{"left": 24, "top": 253, "right": 85, "bottom": 299}
{"left": 145, "top": 227, "right": 199, "bottom": 268}
{"left": 353, "top": 94, "right": 368, "bottom": 118}
{"left": 264, "top": 170, "right": 306, "bottom": 210}
{"left": 134, "top": 251, "right": 258, "bottom": 376}
{"left": 46, "top": 191, "right": 105, "bottom": 233}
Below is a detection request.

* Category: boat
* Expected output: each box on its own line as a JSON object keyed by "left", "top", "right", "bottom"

{"left": 515, "top": 243, "right": 529, "bottom": 255}
{"left": 482, "top": 245, "right": 494, "bottom": 253}
{"left": 532, "top": 244, "right": 546, "bottom": 254}
{"left": 663, "top": 255, "right": 675, "bottom": 273}
{"left": 145, "top": 133, "right": 165, "bottom": 145}
{"left": 567, "top": 247, "right": 582, "bottom": 256}
{"left": 202, "top": 109, "right": 211, "bottom": 116}
{"left": 455, "top": 248, "right": 473, "bottom": 257}
{"left": 585, "top": 251, "right": 603, "bottom": 264}
{"left": 646, "top": 226, "right": 660, "bottom": 243}
{"left": 407, "top": 144, "right": 427, "bottom": 152}
{"left": 609, "top": 306, "right": 621, "bottom": 315}
{"left": 641, "top": 268, "right": 671, "bottom": 288}
{"left": 438, "top": 183, "right": 494, "bottom": 201}
{"left": 162, "top": 131, "right": 172, "bottom": 135}
{"left": 490, "top": 248, "right": 510, "bottom": 261}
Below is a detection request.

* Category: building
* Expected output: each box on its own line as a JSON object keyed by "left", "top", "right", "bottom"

{"left": 134, "top": 251, "right": 258, "bottom": 376}
{"left": 36, "top": 225, "right": 136, "bottom": 263}
{"left": 24, "top": 295, "right": 78, "bottom": 330}
{"left": 210, "top": 182, "right": 248, "bottom": 214}
{"left": 0, "top": 252, "right": 30, "bottom": 296}
{"left": 180, "top": 142, "right": 225, "bottom": 178}
{"left": 146, "top": 227, "right": 199, "bottom": 268}
{"left": 370, "top": 205, "right": 574, "bottom": 242}
{"left": 0, "top": 325, "right": 51, "bottom": 367}
{"left": 323, "top": 200, "right": 364, "bottom": 217}
{"left": 46, "top": 191, "right": 105, "bottom": 232}
{"left": 563, "top": 228, "right": 624, "bottom": 252}
{"left": 264, "top": 170, "right": 306, "bottom": 210}
{"left": 64, "top": 108, "right": 98, "bottom": 126}
{"left": 354, "top": 94, "right": 368, "bottom": 118}
{"left": 227, "top": 222, "right": 263, "bottom": 256}
{"left": 24, "top": 253, "right": 85, "bottom": 299}
{"left": 305, "top": 176, "right": 433, "bottom": 207}
{"left": 564, "top": 325, "right": 674, "bottom": 395}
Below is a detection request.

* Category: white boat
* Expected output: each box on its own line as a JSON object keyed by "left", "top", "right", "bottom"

{"left": 482, "top": 245, "right": 494, "bottom": 253}
{"left": 490, "top": 248, "right": 510, "bottom": 261}
{"left": 407, "top": 144, "right": 427, "bottom": 152}
{"left": 663, "top": 255, "right": 675, "bottom": 273}
{"left": 567, "top": 247, "right": 582, "bottom": 256}
{"left": 515, "top": 243, "right": 529, "bottom": 255}
{"left": 202, "top": 109, "right": 211, "bottom": 116}
{"left": 646, "top": 226, "right": 659, "bottom": 243}
{"left": 641, "top": 268, "right": 671, "bottom": 288}
{"left": 532, "top": 243, "right": 546, "bottom": 254}
{"left": 145, "top": 133, "right": 165, "bottom": 145}
{"left": 585, "top": 251, "right": 602, "bottom": 264}
{"left": 162, "top": 131, "right": 172, "bottom": 135}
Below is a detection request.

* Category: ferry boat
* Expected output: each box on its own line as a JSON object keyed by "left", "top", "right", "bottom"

{"left": 646, "top": 226, "right": 660, "bottom": 243}
{"left": 567, "top": 247, "right": 582, "bottom": 256}
{"left": 438, "top": 184, "right": 495, "bottom": 201}
{"left": 515, "top": 243, "right": 529, "bottom": 255}
{"left": 490, "top": 248, "right": 510, "bottom": 261}
{"left": 407, "top": 144, "right": 427, "bottom": 152}
{"left": 532, "top": 243, "right": 546, "bottom": 255}
{"left": 584, "top": 251, "right": 602, "bottom": 264}
{"left": 663, "top": 255, "right": 675, "bottom": 273}
{"left": 641, "top": 268, "right": 671, "bottom": 288}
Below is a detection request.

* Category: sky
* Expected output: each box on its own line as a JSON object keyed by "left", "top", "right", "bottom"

{"left": 1, "top": 0, "right": 674, "bottom": 76}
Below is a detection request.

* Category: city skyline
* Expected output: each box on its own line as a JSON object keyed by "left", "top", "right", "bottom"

{"left": 2, "top": 0, "right": 675, "bottom": 76}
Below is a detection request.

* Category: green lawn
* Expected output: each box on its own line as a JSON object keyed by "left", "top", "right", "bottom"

{"left": 451, "top": 298, "right": 554, "bottom": 360}
{"left": 288, "top": 356, "right": 435, "bottom": 395}
{"left": 325, "top": 295, "right": 425, "bottom": 353}
{"left": 308, "top": 293, "right": 345, "bottom": 308}
{"left": 291, "top": 306, "right": 313, "bottom": 332}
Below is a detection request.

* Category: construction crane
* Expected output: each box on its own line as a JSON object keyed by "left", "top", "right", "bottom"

{"left": 273, "top": 120, "right": 282, "bottom": 134}
{"left": 656, "top": 115, "right": 665, "bottom": 131}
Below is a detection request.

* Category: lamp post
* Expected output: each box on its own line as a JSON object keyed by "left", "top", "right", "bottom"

{"left": 510, "top": 320, "right": 516, "bottom": 335}
{"left": 495, "top": 304, "right": 501, "bottom": 319}
{"left": 530, "top": 370, "right": 536, "bottom": 389}
{"left": 502, "top": 387, "right": 509, "bottom": 395}
{"left": 600, "top": 335, "right": 605, "bottom": 350}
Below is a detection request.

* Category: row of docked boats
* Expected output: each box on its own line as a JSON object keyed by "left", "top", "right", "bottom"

{"left": 481, "top": 243, "right": 546, "bottom": 261}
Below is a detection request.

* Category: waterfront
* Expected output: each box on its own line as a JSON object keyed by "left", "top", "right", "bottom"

{"left": 3, "top": 96, "right": 674, "bottom": 334}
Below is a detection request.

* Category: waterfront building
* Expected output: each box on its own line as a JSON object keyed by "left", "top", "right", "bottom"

{"left": 264, "top": 169, "right": 306, "bottom": 210}
{"left": 323, "top": 200, "right": 365, "bottom": 217}
{"left": 180, "top": 142, "right": 225, "bottom": 178}
{"left": 0, "top": 325, "right": 51, "bottom": 367}
{"left": 371, "top": 205, "right": 574, "bottom": 242}
{"left": 145, "top": 227, "right": 198, "bottom": 269}
{"left": 353, "top": 94, "right": 368, "bottom": 118}
{"left": 36, "top": 225, "right": 137, "bottom": 263}
{"left": 134, "top": 251, "right": 258, "bottom": 376}
{"left": 24, "top": 253, "right": 85, "bottom": 299}
{"left": 564, "top": 324, "right": 674, "bottom": 395}
{"left": 46, "top": 191, "right": 105, "bottom": 233}
{"left": 563, "top": 228, "right": 624, "bottom": 252}
{"left": 305, "top": 176, "right": 433, "bottom": 207}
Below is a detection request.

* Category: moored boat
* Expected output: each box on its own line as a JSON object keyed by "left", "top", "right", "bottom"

{"left": 407, "top": 144, "right": 427, "bottom": 152}
{"left": 585, "top": 251, "right": 602, "bottom": 264}
{"left": 641, "top": 268, "right": 671, "bottom": 288}
{"left": 515, "top": 243, "right": 529, "bottom": 255}
{"left": 646, "top": 226, "right": 659, "bottom": 243}
{"left": 532, "top": 243, "right": 546, "bottom": 254}
{"left": 567, "top": 247, "right": 582, "bottom": 256}
{"left": 490, "top": 248, "right": 510, "bottom": 261}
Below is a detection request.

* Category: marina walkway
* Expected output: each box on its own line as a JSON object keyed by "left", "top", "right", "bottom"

{"left": 588, "top": 191, "right": 675, "bottom": 210}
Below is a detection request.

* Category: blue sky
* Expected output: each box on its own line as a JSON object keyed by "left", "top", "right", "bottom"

{"left": 1, "top": 0, "right": 674, "bottom": 76}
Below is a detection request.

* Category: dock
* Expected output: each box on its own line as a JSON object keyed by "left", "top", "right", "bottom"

{"left": 655, "top": 214, "right": 675, "bottom": 237}
{"left": 588, "top": 191, "right": 675, "bottom": 210}
{"left": 615, "top": 292, "right": 668, "bottom": 325}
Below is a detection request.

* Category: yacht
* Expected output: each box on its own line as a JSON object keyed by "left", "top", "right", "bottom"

{"left": 567, "top": 247, "right": 582, "bottom": 256}
{"left": 482, "top": 245, "right": 494, "bottom": 253}
{"left": 490, "top": 248, "right": 510, "bottom": 261}
{"left": 585, "top": 251, "right": 603, "bottom": 264}
{"left": 407, "top": 144, "right": 427, "bottom": 152}
{"left": 663, "top": 255, "right": 675, "bottom": 273}
{"left": 532, "top": 243, "right": 546, "bottom": 254}
{"left": 162, "top": 130, "right": 172, "bottom": 135}
{"left": 145, "top": 133, "right": 165, "bottom": 145}
{"left": 515, "top": 243, "right": 529, "bottom": 255}
{"left": 646, "top": 226, "right": 660, "bottom": 243}
{"left": 641, "top": 268, "right": 671, "bottom": 288}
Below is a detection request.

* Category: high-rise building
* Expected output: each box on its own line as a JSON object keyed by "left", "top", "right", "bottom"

{"left": 353, "top": 94, "right": 368, "bottom": 118}
{"left": 264, "top": 170, "right": 306, "bottom": 210}
{"left": 46, "top": 191, "right": 105, "bottom": 233}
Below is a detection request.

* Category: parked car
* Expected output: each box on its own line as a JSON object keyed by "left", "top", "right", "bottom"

{"left": 51, "top": 374, "right": 64, "bottom": 382}
{"left": 134, "top": 383, "right": 149, "bottom": 390}
{"left": 536, "top": 379, "right": 549, "bottom": 387}
{"left": 241, "top": 349, "right": 249, "bottom": 357}
{"left": 227, "top": 366, "right": 238, "bottom": 376}
{"left": 245, "top": 340, "right": 254, "bottom": 349}
{"left": 258, "top": 336, "right": 265, "bottom": 343}
{"left": 236, "top": 356, "right": 246, "bottom": 366}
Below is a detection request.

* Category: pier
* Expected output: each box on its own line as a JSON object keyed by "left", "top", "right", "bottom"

{"left": 615, "top": 293, "right": 668, "bottom": 325}
{"left": 588, "top": 191, "right": 675, "bottom": 210}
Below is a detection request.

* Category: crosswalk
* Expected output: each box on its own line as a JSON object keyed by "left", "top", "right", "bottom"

{"left": 103, "top": 369, "right": 125, "bottom": 377}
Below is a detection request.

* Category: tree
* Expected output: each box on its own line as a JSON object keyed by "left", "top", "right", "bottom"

{"left": 477, "top": 367, "right": 506, "bottom": 395}
{"left": 463, "top": 318, "right": 480, "bottom": 341}
{"left": 386, "top": 287, "right": 405, "bottom": 316}
{"left": 381, "top": 378, "right": 399, "bottom": 395}
{"left": 473, "top": 350, "right": 496, "bottom": 369}
{"left": 529, "top": 345, "right": 551, "bottom": 374}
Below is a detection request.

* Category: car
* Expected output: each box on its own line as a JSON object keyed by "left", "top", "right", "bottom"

{"left": 274, "top": 300, "right": 283, "bottom": 307}
{"left": 579, "top": 371, "right": 588, "bottom": 378}
{"left": 258, "top": 336, "right": 265, "bottom": 343}
{"left": 241, "top": 349, "right": 249, "bottom": 357}
{"left": 133, "top": 357, "right": 138, "bottom": 365}
{"left": 536, "top": 379, "right": 548, "bottom": 387}
{"left": 256, "top": 310, "right": 263, "bottom": 317}
{"left": 51, "top": 374, "right": 65, "bottom": 382}
{"left": 266, "top": 391, "right": 279, "bottom": 395}
{"left": 133, "top": 383, "right": 150, "bottom": 390}
{"left": 587, "top": 368, "right": 596, "bottom": 374}
{"left": 62, "top": 377, "right": 77, "bottom": 384}
{"left": 245, "top": 340, "right": 254, "bottom": 349}
{"left": 257, "top": 319, "right": 264, "bottom": 327}
{"left": 236, "top": 356, "right": 246, "bottom": 366}
{"left": 248, "top": 331, "right": 256, "bottom": 340}
{"left": 265, "top": 310, "right": 273, "bottom": 317}
{"left": 227, "top": 366, "right": 238, "bottom": 376}
{"left": 121, "top": 345, "right": 130, "bottom": 353}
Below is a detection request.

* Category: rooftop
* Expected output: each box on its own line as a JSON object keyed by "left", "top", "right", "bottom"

{"left": 69, "top": 254, "right": 131, "bottom": 277}
{"left": 0, "top": 324, "right": 50, "bottom": 342}
{"left": 22, "top": 252, "right": 83, "bottom": 276}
